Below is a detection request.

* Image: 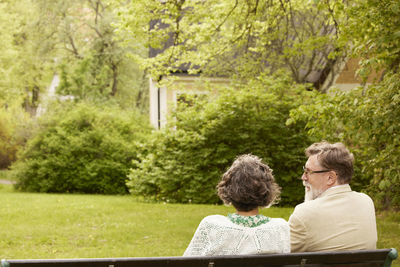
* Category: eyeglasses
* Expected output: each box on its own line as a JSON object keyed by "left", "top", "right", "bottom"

{"left": 302, "top": 166, "right": 331, "bottom": 176}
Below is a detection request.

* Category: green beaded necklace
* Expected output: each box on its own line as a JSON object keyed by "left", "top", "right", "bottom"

{"left": 227, "top": 213, "right": 271, "bottom": 228}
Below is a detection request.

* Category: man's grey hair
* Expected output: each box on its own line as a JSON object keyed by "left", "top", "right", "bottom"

{"left": 306, "top": 141, "right": 354, "bottom": 184}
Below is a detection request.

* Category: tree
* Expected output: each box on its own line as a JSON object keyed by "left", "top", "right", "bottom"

{"left": 0, "top": 0, "right": 149, "bottom": 114}
{"left": 0, "top": 1, "right": 19, "bottom": 106}
{"left": 55, "top": 0, "right": 148, "bottom": 110}
{"left": 0, "top": 0, "right": 57, "bottom": 168}
{"left": 114, "top": 0, "right": 346, "bottom": 92}
{"left": 339, "top": 0, "right": 400, "bottom": 76}
{"left": 288, "top": 71, "right": 400, "bottom": 210}
{"left": 117, "top": 0, "right": 400, "bottom": 209}
{"left": 0, "top": 0, "right": 150, "bottom": 170}
{"left": 0, "top": 0, "right": 57, "bottom": 115}
{"left": 285, "top": 0, "right": 400, "bottom": 210}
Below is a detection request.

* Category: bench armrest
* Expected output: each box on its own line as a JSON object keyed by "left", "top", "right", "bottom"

{"left": 1, "top": 259, "right": 10, "bottom": 267}
{"left": 383, "top": 248, "right": 398, "bottom": 267}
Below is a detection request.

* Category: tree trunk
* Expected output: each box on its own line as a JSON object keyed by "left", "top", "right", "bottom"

{"left": 110, "top": 63, "right": 118, "bottom": 97}
{"left": 23, "top": 86, "right": 40, "bottom": 116}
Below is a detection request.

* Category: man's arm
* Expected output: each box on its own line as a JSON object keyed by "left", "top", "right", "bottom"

{"left": 288, "top": 211, "right": 308, "bottom": 252}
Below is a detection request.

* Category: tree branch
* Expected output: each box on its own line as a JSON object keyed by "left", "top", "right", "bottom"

{"left": 215, "top": 0, "right": 239, "bottom": 32}
{"left": 324, "top": 0, "right": 339, "bottom": 37}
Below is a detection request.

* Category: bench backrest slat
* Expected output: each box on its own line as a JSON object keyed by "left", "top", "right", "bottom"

{"left": 1, "top": 249, "right": 397, "bottom": 267}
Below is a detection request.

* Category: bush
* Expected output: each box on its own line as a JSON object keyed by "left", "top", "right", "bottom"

{"left": 0, "top": 110, "right": 16, "bottom": 169}
{"left": 128, "top": 75, "right": 314, "bottom": 206}
{"left": 289, "top": 72, "right": 400, "bottom": 210}
{"left": 12, "top": 102, "right": 151, "bottom": 194}
{"left": 0, "top": 106, "right": 33, "bottom": 169}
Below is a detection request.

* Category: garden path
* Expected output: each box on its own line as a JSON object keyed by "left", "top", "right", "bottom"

{"left": 0, "top": 179, "right": 15, "bottom": 184}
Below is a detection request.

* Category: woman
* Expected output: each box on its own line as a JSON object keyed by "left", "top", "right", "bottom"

{"left": 183, "top": 154, "right": 290, "bottom": 256}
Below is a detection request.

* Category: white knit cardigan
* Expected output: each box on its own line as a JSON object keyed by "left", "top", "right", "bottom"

{"left": 183, "top": 215, "right": 290, "bottom": 256}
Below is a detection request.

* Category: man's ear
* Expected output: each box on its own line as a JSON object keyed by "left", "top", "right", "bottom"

{"left": 327, "top": 171, "right": 338, "bottom": 186}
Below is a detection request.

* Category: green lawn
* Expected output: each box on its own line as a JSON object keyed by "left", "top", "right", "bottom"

{"left": 0, "top": 184, "right": 398, "bottom": 267}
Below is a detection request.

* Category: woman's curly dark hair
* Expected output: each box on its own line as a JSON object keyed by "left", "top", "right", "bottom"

{"left": 217, "top": 154, "right": 281, "bottom": 211}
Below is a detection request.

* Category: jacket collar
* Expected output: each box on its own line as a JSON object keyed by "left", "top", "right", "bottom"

{"left": 319, "top": 184, "right": 352, "bottom": 199}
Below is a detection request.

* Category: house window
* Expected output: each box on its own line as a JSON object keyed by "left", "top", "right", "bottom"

{"left": 176, "top": 92, "right": 208, "bottom": 107}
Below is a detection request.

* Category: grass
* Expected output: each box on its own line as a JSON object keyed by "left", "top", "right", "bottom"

{"left": 0, "top": 184, "right": 398, "bottom": 267}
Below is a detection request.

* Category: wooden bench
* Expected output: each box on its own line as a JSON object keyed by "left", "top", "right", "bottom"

{"left": 1, "top": 248, "right": 397, "bottom": 267}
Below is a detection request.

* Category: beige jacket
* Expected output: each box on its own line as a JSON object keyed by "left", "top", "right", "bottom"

{"left": 289, "top": 184, "right": 377, "bottom": 252}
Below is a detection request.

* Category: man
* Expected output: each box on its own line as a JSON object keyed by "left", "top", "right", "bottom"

{"left": 289, "top": 141, "right": 377, "bottom": 252}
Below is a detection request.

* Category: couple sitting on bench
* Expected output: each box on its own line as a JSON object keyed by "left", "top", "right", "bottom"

{"left": 183, "top": 141, "right": 377, "bottom": 256}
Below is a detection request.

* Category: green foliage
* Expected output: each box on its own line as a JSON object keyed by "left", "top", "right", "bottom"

{"left": 128, "top": 75, "right": 313, "bottom": 206}
{"left": 12, "top": 102, "right": 151, "bottom": 194}
{"left": 0, "top": 106, "right": 33, "bottom": 169}
{"left": 289, "top": 72, "right": 400, "bottom": 210}
{"left": 340, "top": 0, "right": 400, "bottom": 74}
{"left": 114, "top": 0, "right": 344, "bottom": 91}
{"left": 55, "top": 0, "right": 149, "bottom": 111}
{"left": 0, "top": 0, "right": 56, "bottom": 114}
{"left": 0, "top": 0, "right": 148, "bottom": 116}
{"left": 0, "top": 109, "right": 17, "bottom": 169}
